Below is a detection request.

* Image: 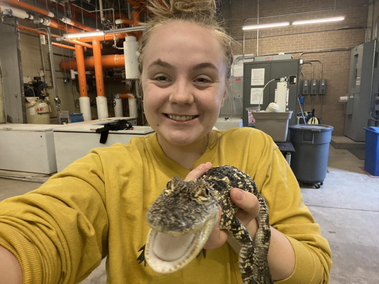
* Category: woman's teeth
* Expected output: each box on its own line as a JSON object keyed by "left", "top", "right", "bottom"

{"left": 168, "top": 115, "right": 195, "bottom": 121}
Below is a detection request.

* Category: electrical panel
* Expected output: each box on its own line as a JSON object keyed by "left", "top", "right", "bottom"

{"left": 319, "top": 79, "right": 327, "bottom": 95}
{"left": 310, "top": 79, "right": 318, "bottom": 95}
{"left": 302, "top": 80, "right": 309, "bottom": 95}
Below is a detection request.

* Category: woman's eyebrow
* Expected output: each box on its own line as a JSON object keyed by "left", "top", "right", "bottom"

{"left": 147, "top": 59, "right": 218, "bottom": 71}
{"left": 148, "top": 59, "right": 172, "bottom": 69}
{"left": 193, "top": 62, "right": 218, "bottom": 71}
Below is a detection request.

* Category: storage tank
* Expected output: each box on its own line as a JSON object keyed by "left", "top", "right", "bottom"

{"left": 26, "top": 97, "right": 51, "bottom": 124}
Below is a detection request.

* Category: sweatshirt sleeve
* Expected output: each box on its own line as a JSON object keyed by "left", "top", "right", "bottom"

{"left": 253, "top": 138, "right": 332, "bottom": 283}
{"left": 0, "top": 151, "right": 109, "bottom": 283}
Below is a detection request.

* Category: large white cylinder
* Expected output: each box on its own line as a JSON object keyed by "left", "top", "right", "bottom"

{"left": 96, "top": 96, "right": 109, "bottom": 119}
{"left": 79, "top": 96, "right": 92, "bottom": 121}
{"left": 25, "top": 97, "right": 50, "bottom": 124}
{"left": 128, "top": 97, "right": 137, "bottom": 118}
{"left": 123, "top": 36, "right": 139, "bottom": 79}
{"left": 114, "top": 98, "right": 123, "bottom": 117}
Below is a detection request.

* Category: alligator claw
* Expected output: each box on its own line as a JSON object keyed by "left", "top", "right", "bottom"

{"left": 137, "top": 244, "right": 147, "bottom": 266}
{"left": 196, "top": 248, "right": 206, "bottom": 259}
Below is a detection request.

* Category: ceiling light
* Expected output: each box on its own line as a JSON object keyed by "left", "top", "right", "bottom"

{"left": 64, "top": 31, "right": 104, "bottom": 39}
{"left": 292, "top": 16, "right": 345, "bottom": 25}
{"left": 242, "top": 22, "right": 290, "bottom": 30}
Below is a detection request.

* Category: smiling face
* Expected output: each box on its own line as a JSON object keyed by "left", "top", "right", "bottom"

{"left": 141, "top": 20, "right": 228, "bottom": 151}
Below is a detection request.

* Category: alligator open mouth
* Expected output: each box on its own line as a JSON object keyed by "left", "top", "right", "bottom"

{"left": 144, "top": 214, "right": 218, "bottom": 273}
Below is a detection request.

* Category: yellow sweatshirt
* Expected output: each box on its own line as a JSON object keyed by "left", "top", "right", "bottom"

{"left": 0, "top": 127, "right": 331, "bottom": 283}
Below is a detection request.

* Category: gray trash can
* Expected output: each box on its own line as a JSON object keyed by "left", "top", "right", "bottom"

{"left": 289, "top": 124, "right": 334, "bottom": 188}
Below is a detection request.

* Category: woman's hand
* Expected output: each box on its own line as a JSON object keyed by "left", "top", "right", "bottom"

{"left": 203, "top": 188, "right": 260, "bottom": 250}
{"left": 184, "top": 163, "right": 260, "bottom": 251}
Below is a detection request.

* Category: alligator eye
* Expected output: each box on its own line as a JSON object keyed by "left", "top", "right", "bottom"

{"left": 204, "top": 188, "right": 210, "bottom": 195}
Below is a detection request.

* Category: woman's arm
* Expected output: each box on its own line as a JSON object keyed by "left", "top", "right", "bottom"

{"left": 0, "top": 245, "right": 23, "bottom": 284}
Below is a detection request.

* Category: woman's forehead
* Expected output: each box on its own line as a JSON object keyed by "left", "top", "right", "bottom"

{"left": 142, "top": 20, "right": 226, "bottom": 70}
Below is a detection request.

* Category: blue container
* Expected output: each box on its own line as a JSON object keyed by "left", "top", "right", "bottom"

{"left": 70, "top": 113, "right": 84, "bottom": 123}
{"left": 364, "top": 127, "right": 379, "bottom": 176}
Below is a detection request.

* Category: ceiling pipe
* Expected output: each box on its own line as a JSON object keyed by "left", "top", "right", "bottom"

{"left": 52, "top": 42, "right": 75, "bottom": 50}
{"left": 60, "top": 54, "right": 125, "bottom": 70}
{"left": 17, "top": 25, "right": 93, "bottom": 49}
{"left": 3, "top": 0, "right": 54, "bottom": 17}
{"left": 60, "top": 17, "right": 97, "bottom": 32}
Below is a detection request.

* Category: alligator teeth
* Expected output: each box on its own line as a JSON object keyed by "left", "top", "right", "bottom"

{"left": 168, "top": 115, "right": 195, "bottom": 121}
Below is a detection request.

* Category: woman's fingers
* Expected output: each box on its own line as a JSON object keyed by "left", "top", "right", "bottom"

{"left": 184, "top": 162, "right": 212, "bottom": 181}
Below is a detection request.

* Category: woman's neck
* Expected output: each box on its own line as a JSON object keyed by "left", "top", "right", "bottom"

{"left": 157, "top": 134, "right": 210, "bottom": 170}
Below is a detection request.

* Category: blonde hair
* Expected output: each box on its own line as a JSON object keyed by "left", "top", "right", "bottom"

{"left": 138, "top": 0, "right": 233, "bottom": 79}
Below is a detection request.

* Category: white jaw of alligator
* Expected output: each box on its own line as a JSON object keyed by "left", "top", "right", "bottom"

{"left": 144, "top": 211, "right": 218, "bottom": 274}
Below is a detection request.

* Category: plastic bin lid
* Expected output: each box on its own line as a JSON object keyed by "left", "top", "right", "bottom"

{"left": 364, "top": 126, "right": 379, "bottom": 134}
{"left": 289, "top": 124, "right": 334, "bottom": 132}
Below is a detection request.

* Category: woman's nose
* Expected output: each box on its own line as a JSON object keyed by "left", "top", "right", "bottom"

{"left": 169, "top": 80, "right": 194, "bottom": 105}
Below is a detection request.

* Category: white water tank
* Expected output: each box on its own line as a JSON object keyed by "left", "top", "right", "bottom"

{"left": 123, "top": 36, "right": 139, "bottom": 79}
{"left": 25, "top": 97, "right": 51, "bottom": 124}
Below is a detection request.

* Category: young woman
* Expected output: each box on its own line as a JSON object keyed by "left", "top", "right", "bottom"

{"left": 0, "top": 1, "right": 331, "bottom": 283}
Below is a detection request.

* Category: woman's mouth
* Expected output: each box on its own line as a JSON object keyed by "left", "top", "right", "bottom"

{"left": 165, "top": 114, "right": 198, "bottom": 121}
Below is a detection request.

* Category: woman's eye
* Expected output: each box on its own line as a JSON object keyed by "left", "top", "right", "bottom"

{"left": 154, "top": 76, "right": 169, "bottom": 81}
{"left": 194, "top": 77, "right": 211, "bottom": 83}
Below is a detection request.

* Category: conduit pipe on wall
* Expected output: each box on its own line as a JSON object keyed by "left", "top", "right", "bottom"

{"left": 92, "top": 40, "right": 108, "bottom": 119}
{"left": 60, "top": 54, "right": 124, "bottom": 70}
{"left": 75, "top": 45, "right": 92, "bottom": 121}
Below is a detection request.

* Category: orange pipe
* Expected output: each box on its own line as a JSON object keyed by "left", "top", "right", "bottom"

{"left": 66, "top": 39, "right": 92, "bottom": 49}
{"left": 17, "top": 25, "right": 92, "bottom": 49}
{"left": 4, "top": 0, "right": 54, "bottom": 17}
{"left": 48, "top": 19, "right": 82, "bottom": 33}
{"left": 61, "top": 17, "right": 96, "bottom": 32}
{"left": 60, "top": 54, "right": 125, "bottom": 70}
{"left": 118, "top": 93, "right": 133, "bottom": 99}
{"left": 52, "top": 42, "right": 75, "bottom": 50}
{"left": 75, "top": 45, "right": 89, "bottom": 97}
{"left": 72, "top": 33, "right": 127, "bottom": 43}
{"left": 17, "top": 25, "right": 58, "bottom": 38}
{"left": 92, "top": 40, "right": 105, "bottom": 97}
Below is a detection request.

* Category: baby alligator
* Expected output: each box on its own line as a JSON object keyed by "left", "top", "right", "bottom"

{"left": 138, "top": 165, "right": 273, "bottom": 284}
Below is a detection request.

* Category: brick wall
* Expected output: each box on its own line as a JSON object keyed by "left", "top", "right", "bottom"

{"left": 221, "top": 0, "right": 369, "bottom": 135}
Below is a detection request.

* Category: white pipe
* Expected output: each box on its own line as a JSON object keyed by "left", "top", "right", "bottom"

{"left": 0, "top": 4, "right": 33, "bottom": 20}
{"left": 114, "top": 98, "right": 123, "bottom": 117}
{"left": 79, "top": 97, "right": 92, "bottom": 121}
{"left": 96, "top": 96, "right": 109, "bottom": 119}
{"left": 128, "top": 96, "right": 137, "bottom": 118}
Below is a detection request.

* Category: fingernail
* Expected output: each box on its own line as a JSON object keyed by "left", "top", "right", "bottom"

{"left": 235, "top": 189, "right": 243, "bottom": 201}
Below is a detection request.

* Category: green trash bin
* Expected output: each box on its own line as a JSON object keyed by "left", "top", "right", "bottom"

{"left": 289, "top": 124, "right": 334, "bottom": 188}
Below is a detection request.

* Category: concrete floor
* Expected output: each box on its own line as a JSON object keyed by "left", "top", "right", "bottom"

{"left": 0, "top": 145, "right": 378, "bottom": 283}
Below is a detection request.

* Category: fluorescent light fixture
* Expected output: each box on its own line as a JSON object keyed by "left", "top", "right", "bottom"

{"left": 103, "top": 26, "right": 149, "bottom": 34}
{"left": 243, "top": 22, "right": 290, "bottom": 30}
{"left": 64, "top": 31, "right": 104, "bottom": 39}
{"left": 60, "top": 26, "right": 149, "bottom": 40}
{"left": 292, "top": 16, "right": 345, "bottom": 25}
